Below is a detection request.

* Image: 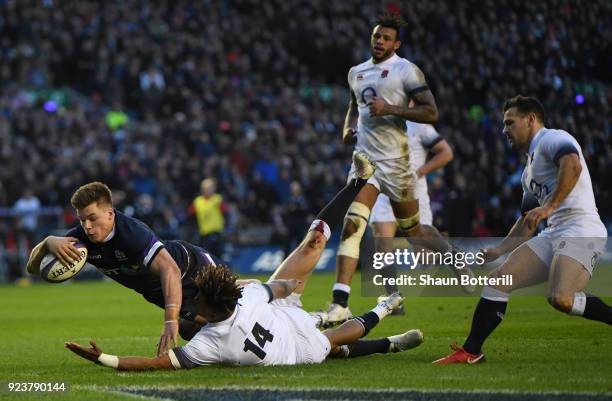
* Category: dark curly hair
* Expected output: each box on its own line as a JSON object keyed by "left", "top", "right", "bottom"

{"left": 374, "top": 12, "right": 407, "bottom": 40}
{"left": 193, "top": 264, "right": 242, "bottom": 315}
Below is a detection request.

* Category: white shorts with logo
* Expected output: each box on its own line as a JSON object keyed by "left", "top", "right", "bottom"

{"left": 370, "top": 192, "right": 432, "bottom": 225}
{"left": 348, "top": 155, "right": 417, "bottom": 202}
{"left": 271, "top": 296, "right": 331, "bottom": 364}
{"left": 525, "top": 213, "right": 607, "bottom": 275}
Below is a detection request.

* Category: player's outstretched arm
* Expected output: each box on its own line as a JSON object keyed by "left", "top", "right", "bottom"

{"left": 65, "top": 340, "right": 174, "bottom": 371}
{"left": 266, "top": 279, "right": 301, "bottom": 300}
{"left": 149, "top": 249, "right": 183, "bottom": 357}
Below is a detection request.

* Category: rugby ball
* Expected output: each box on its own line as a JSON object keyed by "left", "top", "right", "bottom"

{"left": 40, "top": 244, "right": 88, "bottom": 283}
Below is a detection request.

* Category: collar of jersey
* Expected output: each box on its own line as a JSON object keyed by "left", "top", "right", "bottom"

{"left": 527, "top": 127, "right": 546, "bottom": 155}
{"left": 370, "top": 53, "right": 398, "bottom": 67}
{"left": 102, "top": 225, "right": 116, "bottom": 243}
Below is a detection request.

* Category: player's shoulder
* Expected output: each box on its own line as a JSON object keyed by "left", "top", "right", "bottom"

{"left": 353, "top": 58, "right": 373, "bottom": 70}
{"left": 539, "top": 127, "right": 578, "bottom": 146}
{"left": 113, "top": 210, "right": 159, "bottom": 249}
{"left": 393, "top": 56, "right": 421, "bottom": 72}
{"left": 115, "top": 210, "right": 152, "bottom": 234}
{"left": 240, "top": 283, "right": 273, "bottom": 304}
{"left": 407, "top": 120, "right": 438, "bottom": 138}
{"left": 543, "top": 127, "right": 574, "bottom": 138}
{"left": 348, "top": 59, "right": 372, "bottom": 78}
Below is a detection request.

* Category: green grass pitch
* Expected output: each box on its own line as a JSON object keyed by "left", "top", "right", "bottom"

{"left": 1, "top": 273, "right": 611, "bottom": 401}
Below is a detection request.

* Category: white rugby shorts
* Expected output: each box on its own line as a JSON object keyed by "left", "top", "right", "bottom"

{"left": 348, "top": 155, "right": 417, "bottom": 202}
{"left": 271, "top": 297, "right": 331, "bottom": 364}
{"left": 525, "top": 213, "right": 607, "bottom": 274}
{"left": 370, "top": 192, "right": 432, "bottom": 225}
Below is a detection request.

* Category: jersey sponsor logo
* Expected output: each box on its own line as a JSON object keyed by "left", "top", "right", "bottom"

{"left": 356, "top": 73, "right": 364, "bottom": 80}
{"left": 361, "top": 87, "right": 377, "bottom": 105}
{"left": 381, "top": 69, "right": 389, "bottom": 78}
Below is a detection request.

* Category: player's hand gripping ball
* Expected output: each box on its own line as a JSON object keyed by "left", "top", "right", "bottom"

{"left": 40, "top": 243, "right": 88, "bottom": 283}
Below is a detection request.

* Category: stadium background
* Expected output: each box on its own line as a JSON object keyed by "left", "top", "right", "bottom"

{"left": 0, "top": 0, "right": 610, "bottom": 277}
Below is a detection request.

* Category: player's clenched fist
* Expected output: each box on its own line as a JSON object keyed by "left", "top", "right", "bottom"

{"left": 368, "top": 97, "right": 389, "bottom": 117}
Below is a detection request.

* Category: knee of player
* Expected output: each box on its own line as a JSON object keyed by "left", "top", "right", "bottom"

{"left": 341, "top": 219, "right": 358, "bottom": 239}
{"left": 547, "top": 294, "right": 574, "bottom": 313}
{"left": 337, "top": 203, "right": 371, "bottom": 259}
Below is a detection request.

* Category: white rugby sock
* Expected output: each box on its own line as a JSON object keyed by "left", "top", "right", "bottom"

{"left": 570, "top": 292, "right": 587, "bottom": 316}
{"left": 333, "top": 283, "right": 351, "bottom": 294}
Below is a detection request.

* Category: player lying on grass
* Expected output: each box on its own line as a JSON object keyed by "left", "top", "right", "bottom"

{"left": 65, "top": 153, "right": 424, "bottom": 369}
{"left": 434, "top": 95, "right": 611, "bottom": 364}
{"left": 25, "top": 181, "right": 225, "bottom": 356}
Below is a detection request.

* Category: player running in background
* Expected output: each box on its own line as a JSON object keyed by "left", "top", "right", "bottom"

{"left": 434, "top": 95, "right": 611, "bottom": 364}
{"left": 322, "top": 121, "right": 456, "bottom": 321}
{"left": 25, "top": 181, "right": 222, "bottom": 356}
{"left": 325, "top": 13, "right": 471, "bottom": 323}
{"left": 65, "top": 153, "right": 424, "bottom": 370}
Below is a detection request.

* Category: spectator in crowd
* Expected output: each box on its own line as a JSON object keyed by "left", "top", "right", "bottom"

{"left": 10, "top": 189, "right": 41, "bottom": 279}
{"left": 12, "top": 189, "right": 41, "bottom": 242}
{"left": 192, "top": 178, "right": 226, "bottom": 258}
{"left": 282, "top": 181, "right": 310, "bottom": 256}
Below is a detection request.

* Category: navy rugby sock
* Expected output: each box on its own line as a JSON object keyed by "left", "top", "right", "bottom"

{"left": 463, "top": 298, "right": 507, "bottom": 355}
{"left": 583, "top": 295, "right": 612, "bottom": 325}
{"left": 346, "top": 338, "right": 391, "bottom": 357}
{"left": 354, "top": 311, "right": 380, "bottom": 336}
{"left": 332, "top": 289, "right": 350, "bottom": 308}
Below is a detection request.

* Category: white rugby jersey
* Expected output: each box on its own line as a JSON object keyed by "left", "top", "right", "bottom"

{"left": 406, "top": 121, "right": 443, "bottom": 197}
{"left": 348, "top": 53, "right": 429, "bottom": 161}
{"left": 521, "top": 127, "right": 600, "bottom": 225}
{"left": 169, "top": 284, "right": 302, "bottom": 368}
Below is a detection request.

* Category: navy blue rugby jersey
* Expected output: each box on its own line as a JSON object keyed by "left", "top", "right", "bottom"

{"left": 65, "top": 210, "right": 212, "bottom": 295}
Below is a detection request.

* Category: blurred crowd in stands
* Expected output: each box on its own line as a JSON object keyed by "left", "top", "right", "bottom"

{"left": 0, "top": 0, "right": 610, "bottom": 279}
